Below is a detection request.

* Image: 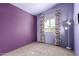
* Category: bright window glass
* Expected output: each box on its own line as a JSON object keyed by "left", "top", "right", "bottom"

{"left": 44, "top": 18, "right": 55, "bottom": 32}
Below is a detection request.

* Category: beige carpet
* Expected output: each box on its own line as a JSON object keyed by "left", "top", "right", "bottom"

{"left": 3, "top": 42, "right": 74, "bottom": 56}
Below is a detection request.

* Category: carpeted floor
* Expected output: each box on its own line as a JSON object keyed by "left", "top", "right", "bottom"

{"left": 3, "top": 42, "right": 74, "bottom": 56}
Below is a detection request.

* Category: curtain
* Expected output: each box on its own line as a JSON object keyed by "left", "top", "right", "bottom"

{"left": 55, "top": 10, "right": 61, "bottom": 46}
{"left": 40, "top": 15, "right": 45, "bottom": 43}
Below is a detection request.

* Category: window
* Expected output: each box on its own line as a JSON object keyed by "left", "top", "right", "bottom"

{"left": 44, "top": 18, "right": 55, "bottom": 32}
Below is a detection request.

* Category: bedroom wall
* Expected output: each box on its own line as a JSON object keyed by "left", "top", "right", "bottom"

{"left": 0, "top": 3, "right": 37, "bottom": 54}
{"left": 74, "top": 3, "right": 79, "bottom": 56}
{"left": 37, "top": 3, "right": 74, "bottom": 48}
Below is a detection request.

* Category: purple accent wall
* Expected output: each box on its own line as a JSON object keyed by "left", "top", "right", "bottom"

{"left": 0, "top": 3, "right": 36, "bottom": 54}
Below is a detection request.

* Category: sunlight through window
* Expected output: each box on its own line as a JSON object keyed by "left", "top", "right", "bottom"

{"left": 44, "top": 18, "right": 55, "bottom": 32}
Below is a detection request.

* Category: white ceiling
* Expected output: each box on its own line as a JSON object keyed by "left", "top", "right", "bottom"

{"left": 11, "top": 3, "right": 57, "bottom": 15}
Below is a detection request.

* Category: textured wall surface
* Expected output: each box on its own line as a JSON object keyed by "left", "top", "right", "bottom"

{"left": 74, "top": 3, "right": 79, "bottom": 56}
{"left": 0, "top": 3, "right": 37, "bottom": 54}
{"left": 37, "top": 3, "right": 74, "bottom": 49}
